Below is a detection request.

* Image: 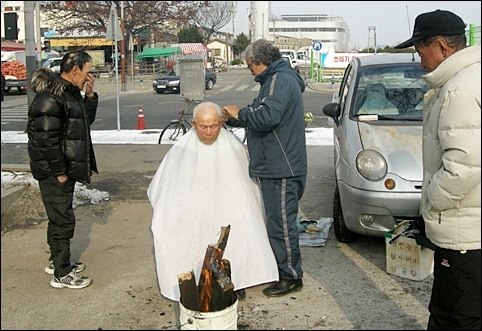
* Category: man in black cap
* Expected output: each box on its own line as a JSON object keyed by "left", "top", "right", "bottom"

{"left": 396, "top": 9, "right": 481, "bottom": 331}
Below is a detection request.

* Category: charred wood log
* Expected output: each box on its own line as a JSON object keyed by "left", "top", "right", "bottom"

{"left": 209, "top": 259, "right": 235, "bottom": 311}
{"left": 198, "top": 245, "right": 216, "bottom": 312}
{"left": 178, "top": 225, "right": 233, "bottom": 313}
{"left": 198, "top": 225, "right": 231, "bottom": 312}
{"left": 178, "top": 270, "right": 201, "bottom": 311}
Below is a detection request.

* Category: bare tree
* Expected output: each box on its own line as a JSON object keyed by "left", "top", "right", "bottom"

{"left": 40, "top": 1, "right": 210, "bottom": 48}
{"left": 193, "top": 1, "right": 232, "bottom": 44}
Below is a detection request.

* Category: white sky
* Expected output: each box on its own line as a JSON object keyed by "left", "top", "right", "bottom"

{"left": 233, "top": 1, "right": 482, "bottom": 48}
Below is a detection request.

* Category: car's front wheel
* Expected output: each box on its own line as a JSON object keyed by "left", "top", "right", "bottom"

{"left": 333, "top": 184, "right": 359, "bottom": 243}
{"left": 206, "top": 79, "right": 214, "bottom": 90}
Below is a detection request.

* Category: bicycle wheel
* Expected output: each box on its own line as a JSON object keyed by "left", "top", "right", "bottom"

{"left": 223, "top": 124, "right": 247, "bottom": 144}
{"left": 158, "top": 121, "right": 188, "bottom": 144}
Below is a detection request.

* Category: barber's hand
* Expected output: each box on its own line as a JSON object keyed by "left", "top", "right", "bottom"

{"left": 85, "top": 73, "right": 95, "bottom": 98}
{"left": 221, "top": 112, "right": 229, "bottom": 123}
{"left": 222, "top": 105, "right": 240, "bottom": 118}
{"left": 57, "top": 174, "right": 68, "bottom": 183}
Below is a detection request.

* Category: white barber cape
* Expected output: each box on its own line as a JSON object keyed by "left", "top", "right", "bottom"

{"left": 147, "top": 128, "right": 279, "bottom": 302}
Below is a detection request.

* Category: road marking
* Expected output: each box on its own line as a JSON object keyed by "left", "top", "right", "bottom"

{"left": 220, "top": 85, "right": 234, "bottom": 92}
{"left": 1, "top": 106, "right": 28, "bottom": 124}
{"left": 235, "top": 85, "right": 249, "bottom": 91}
{"left": 1, "top": 115, "right": 27, "bottom": 118}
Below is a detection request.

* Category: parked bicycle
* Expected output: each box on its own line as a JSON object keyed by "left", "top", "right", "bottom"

{"left": 158, "top": 98, "right": 247, "bottom": 144}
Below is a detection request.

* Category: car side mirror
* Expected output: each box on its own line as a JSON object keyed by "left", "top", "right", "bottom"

{"left": 323, "top": 102, "right": 341, "bottom": 126}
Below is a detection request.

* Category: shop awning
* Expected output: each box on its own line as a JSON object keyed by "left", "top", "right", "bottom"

{"left": 137, "top": 46, "right": 182, "bottom": 59}
{"left": 1, "top": 41, "right": 26, "bottom": 51}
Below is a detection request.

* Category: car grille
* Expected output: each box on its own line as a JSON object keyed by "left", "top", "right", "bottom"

{"left": 156, "top": 80, "right": 169, "bottom": 85}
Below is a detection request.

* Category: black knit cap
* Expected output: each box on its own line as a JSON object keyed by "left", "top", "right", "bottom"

{"left": 394, "top": 9, "right": 466, "bottom": 49}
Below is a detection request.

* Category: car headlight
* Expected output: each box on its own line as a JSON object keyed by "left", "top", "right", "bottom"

{"left": 152, "top": 80, "right": 157, "bottom": 85}
{"left": 356, "top": 149, "right": 387, "bottom": 180}
{"left": 168, "top": 80, "right": 180, "bottom": 86}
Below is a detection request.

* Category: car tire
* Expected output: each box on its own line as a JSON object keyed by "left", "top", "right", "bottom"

{"left": 333, "top": 184, "right": 359, "bottom": 243}
{"left": 155, "top": 89, "right": 165, "bottom": 94}
{"left": 206, "top": 79, "right": 214, "bottom": 90}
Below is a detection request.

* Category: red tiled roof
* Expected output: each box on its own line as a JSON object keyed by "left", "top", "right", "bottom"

{"left": 170, "top": 43, "right": 209, "bottom": 55}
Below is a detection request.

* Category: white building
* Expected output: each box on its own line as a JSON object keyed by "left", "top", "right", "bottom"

{"left": 1, "top": 1, "right": 50, "bottom": 43}
{"left": 269, "top": 14, "right": 350, "bottom": 53}
{"left": 249, "top": 1, "right": 276, "bottom": 42}
{"left": 249, "top": 1, "right": 351, "bottom": 53}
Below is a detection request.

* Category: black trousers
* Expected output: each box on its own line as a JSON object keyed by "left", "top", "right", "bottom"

{"left": 258, "top": 176, "right": 306, "bottom": 280}
{"left": 428, "top": 248, "right": 481, "bottom": 330}
{"left": 38, "top": 175, "right": 76, "bottom": 278}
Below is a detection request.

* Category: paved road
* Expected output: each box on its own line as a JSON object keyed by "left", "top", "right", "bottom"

{"left": 1, "top": 68, "right": 336, "bottom": 129}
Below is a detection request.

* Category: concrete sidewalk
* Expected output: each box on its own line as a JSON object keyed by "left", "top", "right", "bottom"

{"left": 0, "top": 143, "right": 433, "bottom": 330}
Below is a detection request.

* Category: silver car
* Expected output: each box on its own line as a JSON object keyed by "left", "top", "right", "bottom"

{"left": 323, "top": 53, "right": 428, "bottom": 243}
{"left": 42, "top": 57, "right": 62, "bottom": 73}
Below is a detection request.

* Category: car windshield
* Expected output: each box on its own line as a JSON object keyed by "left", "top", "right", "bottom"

{"left": 352, "top": 64, "right": 428, "bottom": 121}
{"left": 50, "top": 59, "right": 61, "bottom": 67}
{"left": 43, "top": 58, "right": 62, "bottom": 68}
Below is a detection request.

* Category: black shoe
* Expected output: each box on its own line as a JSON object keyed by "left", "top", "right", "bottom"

{"left": 235, "top": 289, "right": 246, "bottom": 300}
{"left": 262, "top": 279, "right": 303, "bottom": 297}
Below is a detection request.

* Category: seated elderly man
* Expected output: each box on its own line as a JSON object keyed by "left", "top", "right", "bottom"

{"left": 147, "top": 101, "right": 278, "bottom": 302}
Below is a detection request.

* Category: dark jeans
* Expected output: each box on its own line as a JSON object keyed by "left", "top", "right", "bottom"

{"left": 428, "top": 248, "right": 481, "bottom": 330}
{"left": 258, "top": 176, "right": 306, "bottom": 280}
{"left": 38, "top": 175, "right": 76, "bottom": 278}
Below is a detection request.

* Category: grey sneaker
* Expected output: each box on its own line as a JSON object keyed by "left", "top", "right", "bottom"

{"left": 45, "top": 260, "right": 85, "bottom": 275}
{"left": 50, "top": 270, "right": 92, "bottom": 289}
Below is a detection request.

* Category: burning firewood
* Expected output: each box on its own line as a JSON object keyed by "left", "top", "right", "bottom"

{"left": 178, "top": 225, "right": 235, "bottom": 312}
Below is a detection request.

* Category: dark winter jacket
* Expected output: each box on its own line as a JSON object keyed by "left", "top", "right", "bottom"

{"left": 27, "top": 68, "right": 98, "bottom": 184}
{"left": 228, "top": 58, "right": 307, "bottom": 178}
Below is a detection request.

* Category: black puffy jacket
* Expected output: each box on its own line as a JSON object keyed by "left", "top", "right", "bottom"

{"left": 27, "top": 68, "right": 98, "bottom": 184}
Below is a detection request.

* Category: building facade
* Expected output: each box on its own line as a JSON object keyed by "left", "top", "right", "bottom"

{"left": 1, "top": 2, "right": 50, "bottom": 44}
{"left": 248, "top": 2, "right": 351, "bottom": 53}
{"left": 249, "top": 1, "right": 273, "bottom": 42}
{"left": 269, "top": 14, "right": 351, "bottom": 53}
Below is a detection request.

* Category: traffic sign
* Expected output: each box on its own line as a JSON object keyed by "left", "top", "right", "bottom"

{"left": 312, "top": 41, "right": 322, "bottom": 51}
{"left": 106, "top": 2, "right": 123, "bottom": 41}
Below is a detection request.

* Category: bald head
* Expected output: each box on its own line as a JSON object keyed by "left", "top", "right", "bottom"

{"left": 191, "top": 102, "right": 224, "bottom": 145}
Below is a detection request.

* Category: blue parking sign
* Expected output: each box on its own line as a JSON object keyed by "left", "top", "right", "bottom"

{"left": 313, "top": 41, "right": 322, "bottom": 51}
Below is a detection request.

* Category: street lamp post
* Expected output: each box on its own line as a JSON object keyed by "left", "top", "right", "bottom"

{"left": 368, "top": 26, "right": 376, "bottom": 54}
{"left": 120, "top": 1, "right": 126, "bottom": 91}
{"left": 35, "top": 1, "right": 42, "bottom": 69}
{"left": 24, "top": 1, "right": 36, "bottom": 108}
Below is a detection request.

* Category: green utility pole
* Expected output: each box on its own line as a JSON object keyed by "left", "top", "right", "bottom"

{"left": 469, "top": 24, "right": 475, "bottom": 46}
